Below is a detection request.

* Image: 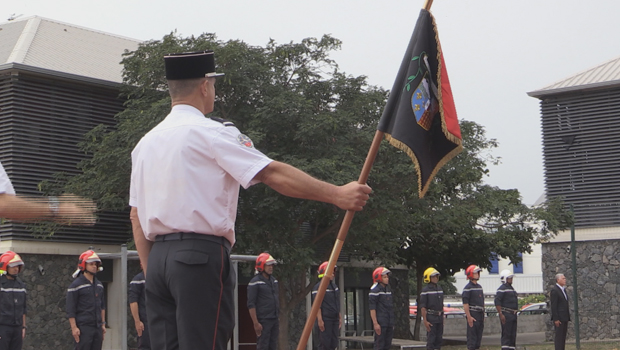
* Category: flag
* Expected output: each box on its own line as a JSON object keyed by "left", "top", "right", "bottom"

{"left": 378, "top": 9, "right": 462, "bottom": 198}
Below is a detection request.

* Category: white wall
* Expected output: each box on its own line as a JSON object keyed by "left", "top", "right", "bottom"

{"left": 454, "top": 244, "right": 543, "bottom": 294}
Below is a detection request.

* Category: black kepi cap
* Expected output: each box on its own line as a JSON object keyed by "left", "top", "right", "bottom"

{"left": 164, "top": 50, "right": 225, "bottom": 80}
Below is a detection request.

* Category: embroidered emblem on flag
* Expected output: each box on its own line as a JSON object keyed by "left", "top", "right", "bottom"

{"left": 411, "top": 73, "right": 438, "bottom": 131}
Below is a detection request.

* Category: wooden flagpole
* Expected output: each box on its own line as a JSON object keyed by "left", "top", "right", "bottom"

{"left": 424, "top": 0, "right": 434, "bottom": 11}
{"left": 295, "top": 1, "right": 434, "bottom": 350}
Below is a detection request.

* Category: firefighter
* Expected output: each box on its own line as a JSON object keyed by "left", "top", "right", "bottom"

{"left": 129, "top": 266, "right": 149, "bottom": 350}
{"left": 0, "top": 251, "right": 27, "bottom": 350}
{"left": 66, "top": 250, "right": 106, "bottom": 350}
{"left": 247, "top": 253, "right": 279, "bottom": 350}
{"left": 420, "top": 267, "right": 443, "bottom": 350}
{"left": 312, "top": 262, "right": 341, "bottom": 350}
{"left": 495, "top": 270, "right": 518, "bottom": 350}
{"left": 369, "top": 267, "right": 394, "bottom": 350}
{"left": 462, "top": 265, "right": 484, "bottom": 350}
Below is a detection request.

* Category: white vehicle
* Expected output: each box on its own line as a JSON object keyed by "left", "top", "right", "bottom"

{"left": 518, "top": 302, "right": 548, "bottom": 315}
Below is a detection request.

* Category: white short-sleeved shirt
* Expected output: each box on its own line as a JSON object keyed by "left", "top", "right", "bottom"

{"left": 0, "top": 162, "right": 16, "bottom": 195}
{"left": 129, "top": 104, "right": 273, "bottom": 245}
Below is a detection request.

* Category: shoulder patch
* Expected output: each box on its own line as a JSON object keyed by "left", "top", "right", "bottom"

{"left": 210, "top": 117, "right": 235, "bottom": 127}
{"left": 237, "top": 134, "right": 255, "bottom": 148}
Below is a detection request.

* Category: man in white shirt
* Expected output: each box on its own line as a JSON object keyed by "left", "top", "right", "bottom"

{"left": 0, "top": 162, "right": 95, "bottom": 224}
{"left": 129, "top": 51, "right": 371, "bottom": 350}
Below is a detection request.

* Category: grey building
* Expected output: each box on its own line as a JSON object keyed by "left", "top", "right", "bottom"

{"left": 1, "top": 16, "right": 140, "bottom": 350}
{"left": 528, "top": 55, "right": 620, "bottom": 340}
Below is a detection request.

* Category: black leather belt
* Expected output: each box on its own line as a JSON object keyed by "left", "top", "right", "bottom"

{"left": 427, "top": 310, "right": 443, "bottom": 316}
{"left": 469, "top": 305, "right": 485, "bottom": 312}
{"left": 155, "top": 232, "right": 231, "bottom": 251}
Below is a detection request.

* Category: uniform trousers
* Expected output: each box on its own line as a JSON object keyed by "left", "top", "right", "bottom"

{"left": 256, "top": 318, "right": 278, "bottom": 350}
{"left": 500, "top": 312, "right": 517, "bottom": 350}
{"left": 74, "top": 325, "right": 103, "bottom": 350}
{"left": 466, "top": 311, "right": 484, "bottom": 350}
{"left": 146, "top": 236, "right": 235, "bottom": 350}
{"left": 316, "top": 319, "right": 339, "bottom": 350}
{"left": 554, "top": 321, "right": 568, "bottom": 350}
{"left": 0, "top": 325, "right": 23, "bottom": 350}
{"left": 373, "top": 325, "right": 394, "bottom": 350}
{"left": 138, "top": 322, "right": 151, "bottom": 350}
{"left": 426, "top": 322, "right": 443, "bottom": 350}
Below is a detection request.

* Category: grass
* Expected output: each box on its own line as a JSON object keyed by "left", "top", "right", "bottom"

{"left": 442, "top": 342, "right": 620, "bottom": 350}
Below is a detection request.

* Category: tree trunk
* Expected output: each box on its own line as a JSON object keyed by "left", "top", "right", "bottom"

{"left": 278, "top": 300, "right": 291, "bottom": 350}
{"left": 278, "top": 270, "right": 315, "bottom": 350}
{"left": 412, "top": 267, "right": 424, "bottom": 341}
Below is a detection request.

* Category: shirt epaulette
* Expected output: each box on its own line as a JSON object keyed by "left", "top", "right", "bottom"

{"left": 210, "top": 117, "right": 235, "bottom": 127}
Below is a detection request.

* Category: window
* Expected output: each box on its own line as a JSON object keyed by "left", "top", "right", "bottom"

{"left": 489, "top": 253, "right": 499, "bottom": 274}
{"left": 513, "top": 253, "right": 523, "bottom": 274}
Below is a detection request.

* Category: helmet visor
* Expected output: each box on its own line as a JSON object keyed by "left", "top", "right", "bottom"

{"left": 7, "top": 261, "right": 24, "bottom": 268}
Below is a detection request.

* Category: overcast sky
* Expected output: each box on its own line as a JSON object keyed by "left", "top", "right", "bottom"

{"left": 6, "top": 0, "right": 620, "bottom": 205}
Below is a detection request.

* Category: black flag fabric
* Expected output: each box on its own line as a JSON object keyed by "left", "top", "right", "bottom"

{"left": 377, "top": 9, "right": 462, "bottom": 198}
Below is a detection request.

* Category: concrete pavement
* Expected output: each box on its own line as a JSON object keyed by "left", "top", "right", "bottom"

{"left": 442, "top": 331, "right": 546, "bottom": 347}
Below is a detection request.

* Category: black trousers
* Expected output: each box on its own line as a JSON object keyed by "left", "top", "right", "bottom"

{"left": 373, "top": 325, "right": 394, "bottom": 350}
{"left": 146, "top": 238, "right": 235, "bottom": 350}
{"left": 466, "top": 311, "right": 484, "bottom": 350}
{"left": 426, "top": 322, "right": 443, "bottom": 350}
{"left": 500, "top": 312, "right": 517, "bottom": 350}
{"left": 316, "top": 319, "right": 339, "bottom": 350}
{"left": 138, "top": 321, "right": 151, "bottom": 350}
{"left": 0, "top": 325, "right": 23, "bottom": 350}
{"left": 74, "top": 325, "right": 103, "bottom": 350}
{"left": 256, "top": 318, "right": 279, "bottom": 350}
{"left": 554, "top": 321, "right": 568, "bottom": 350}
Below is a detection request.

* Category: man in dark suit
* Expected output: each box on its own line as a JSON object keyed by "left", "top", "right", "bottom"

{"left": 550, "top": 273, "right": 570, "bottom": 350}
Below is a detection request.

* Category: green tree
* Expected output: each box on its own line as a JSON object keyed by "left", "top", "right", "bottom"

{"left": 53, "top": 30, "right": 571, "bottom": 348}
{"left": 221, "top": 36, "right": 412, "bottom": 347}
{"left": 57, "top": 32, "right": 412, "bottom": 350}
{"left": 397, "top": 121, "right": 572, "bottom": 340}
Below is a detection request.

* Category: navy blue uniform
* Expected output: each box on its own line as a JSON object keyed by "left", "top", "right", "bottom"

{"left": 66, "top": 274, "right": 106, "bottom": 350}
{"left": 312, "top": 279, "right": 340, "bottom": 350}
{"left": 495, "top": 282, "right": 518, "bottom": 350}
{"left": 247, "top": 274, "right": 279, "bottom": 350}
{"left": 420, "top": 283, "right": 443, "bottom": 350}
{"left": 462, "top": 281, "right": 484, "bottom": 350}
{"left": 0, "top": 275, "right": 27, "bottom": 350}
{"left": 129, "top": 271, "right": 150, "bottom": 350}
{"left": 369, "top": 283, "right": 394, "bottom": 350}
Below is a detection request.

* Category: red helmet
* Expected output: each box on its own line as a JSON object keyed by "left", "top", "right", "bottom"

{"left": 78, "top": 250, "right": 101, "bottom": 271}
{"left": 317, "top": 261, "right": 337, "bottom": 278}
{"left": 465, "top": 265, "right": 481, "bottom": 280}
{"left": 0, "top": 251, "right": 24, "bottom": 274}
{"left": 372, "top": 267, "right": 391, "bottom": 283}
{"left": 255, "top": 253, "right": 277, "bottom": 273}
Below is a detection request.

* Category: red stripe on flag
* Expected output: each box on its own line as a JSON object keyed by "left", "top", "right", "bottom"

{"left": 440, "top": 53, "right": 461, "bottom": 140}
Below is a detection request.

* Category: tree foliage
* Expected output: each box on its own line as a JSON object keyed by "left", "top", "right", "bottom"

{"left": 57, "top": 32, "right": 411, "bottom": 349}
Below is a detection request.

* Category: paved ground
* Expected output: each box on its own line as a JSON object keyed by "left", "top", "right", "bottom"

{"left": 443, "top": 331, "right": 546, "bottom": 346}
